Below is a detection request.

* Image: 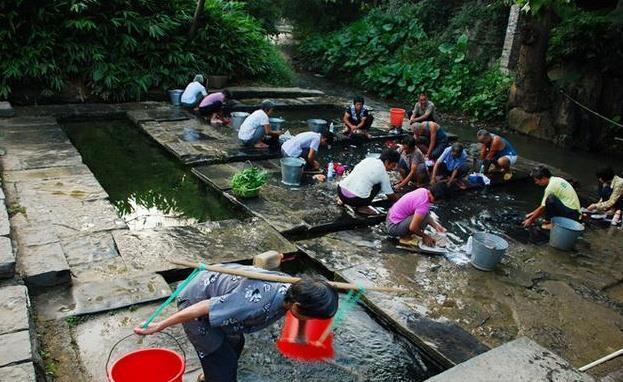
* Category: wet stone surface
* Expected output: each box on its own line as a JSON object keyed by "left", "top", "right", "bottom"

{"left": 299, "top": 225, "right": 623, "bottom": 376}
{"left": 0, "top": 362, "right": 36, "bottom": 382}
{"left": 0, "top": 285, "right": 31, "bottom": 335}
{"left": 33, "top": 273, "right": 171, "bottom": 320}
{"left": 0, "top": 330, "right": 32, "bottom": 367}
{"left": 0, "top": 236, "right": 15, "bottom": 278}
{"left": 113, "top": 218, "right": 298, "bottom": 274}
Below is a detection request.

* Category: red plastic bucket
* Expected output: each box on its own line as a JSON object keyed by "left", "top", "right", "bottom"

{"left": 389, "top": 108, "right": 406, "bottom": 127}
{"left": 106, "top": 333, "right": 186, "bottom": 382}
{"left": 277, "top": 311, "right": 334, "bottom": 361}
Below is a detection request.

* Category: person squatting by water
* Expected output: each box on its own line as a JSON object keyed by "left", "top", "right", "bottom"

{"left": 199, "top": 89, "right": 232, "bottom": 126}
{"left": 412, "top": 121, "right": 448, "bottom": 161}
{"left": 342, "top": 95, "right": 374, "bottom": 137}
{"left": 281, "top": 130, "right": 335, "bottom": 171}
{"left": 181, "top": 74, "right": 208, "bottom": 109}
{"left": 585, "top": 166, "right": 623, "bottom": 215}
{"left": 408, "top": 93, "right": 437, "bottom": 123}
{"left": 394, "top": 136, "right": 429, "bottom": 190}
{"left": 134, "top": 263, "right": 338, "bottom": 382}
{"left": 522, "top": 166, "right": 581, "bottom": 230}
{"left": 477, "top": 129, "right": 517, "bottom": 178}
{"left": 430, "top": 142, "right": 470, "bottom": 188}
{"left": 386, "top": 183, "right": 450, "bottom": 247}
{"left": 238, "top": 100, "right": 282, "bottom": 149}
{"left": 337, "top": 149, "right": 401, "bottom": 215}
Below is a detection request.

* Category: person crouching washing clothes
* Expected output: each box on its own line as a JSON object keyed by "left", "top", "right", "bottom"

{"left": 281, "top": 130, "right": 335, "bottom": 171}
{"left": 181, "top": 74, "right": 208, "bottom": 109}
{"left": 135, "top": 263, "right": 338, "bottom": 382}
{"left": 238, "top": 100, "right": 282, "bottom": 149}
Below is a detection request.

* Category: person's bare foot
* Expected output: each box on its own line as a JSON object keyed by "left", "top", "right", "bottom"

{"left": 541, "top": 222, "right": 553, "bottom": 230}
{"left": 196, "top": 374, "right": 205, "bottom": 382}
{"left": 254, "top": 142, "right": 269, "bottom": 149}
{"left": 336, "top": 196, "right": 344, "bottom": 206}
{"left": 356, "top": 206, "right": 378, "bottom": 215}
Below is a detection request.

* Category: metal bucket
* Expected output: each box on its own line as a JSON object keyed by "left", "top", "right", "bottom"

{"left": 470, "top": 232, "right": 508, "bottom": 271}
{"left": 307, "top": 119, "right": 328, "bottom": 133}
{"left": 269, "top": 117, "right": 285, "bottom": 131}
{"left": 280, "top": 158, "right": 306, "bottom": 186}
{"left": 549, "top": 217, "right": 584, "bottom": 251}
{"left": 168, "top": 89, "right": 183, "bottom": 106}
{"left": 231, "top": 112, "right": 249, "bottom": 131}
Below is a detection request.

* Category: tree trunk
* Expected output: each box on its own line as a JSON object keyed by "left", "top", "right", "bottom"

{"left": 188, "top": 0, "right": 205, "bottom": 38}
{"left": 507, "top": 11, "right": 552, "bottom": 113}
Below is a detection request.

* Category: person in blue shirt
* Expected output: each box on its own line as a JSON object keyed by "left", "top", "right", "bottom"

{"left": 134, "top": 263, "right": 338, "bottom": 382}
{"left": 430, "top": 143, "right": 469, "bottom": 187}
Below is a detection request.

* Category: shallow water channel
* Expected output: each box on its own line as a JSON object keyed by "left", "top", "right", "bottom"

{"left": 62, "top": 120, "right": 241, "bottom": 230}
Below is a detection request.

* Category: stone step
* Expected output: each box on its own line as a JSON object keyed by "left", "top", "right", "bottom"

{"left": 224, "top": 86, "right": 324, "bottom": 99}
{"left": 425, "top": 337, "right": 595, "bottom": 382}
{"left": 0, "top": 101, "right": 16, "bottom": 118}
{"left": 0, "top": 362, "right": 36, "bottom": 382}
{"left": 34, "top": 273, "right": 172, "bottom": 320}
{"left": 0, "top": 285, "right": 30, "bottom": 335}
{"left": 0, "top": 330, "right": 32, "bottom": 368}
{"left": 18, "top": 242, "right": 71, "bottom": 288}
{"left": 0, "top": 237, "right": 15, "bottom": 279}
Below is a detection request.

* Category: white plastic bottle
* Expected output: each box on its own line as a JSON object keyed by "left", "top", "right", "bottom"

{"left": 327, "top": 161, "right": 335, "bottom": 179}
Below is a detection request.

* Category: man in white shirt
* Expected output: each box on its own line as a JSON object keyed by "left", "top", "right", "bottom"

{"left": 337, "top": 149, "right": 400, "bottom": 214}
{"left": 238, "top": 100, "right": 282, "bottom": 148}
{"left": 281, "top": 131, "right": 334, "bottom": 170}
{"left": 181, "top": 74, "right": 208, "bottom": 109}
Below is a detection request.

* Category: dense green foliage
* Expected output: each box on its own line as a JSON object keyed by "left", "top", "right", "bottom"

{"left": 282, "top": 0, "right": 368, "bottom": 37}
{"left": 297, "top": 4, "right": 512, "bottom": 120}
{"left": 0, "top": 0, "right": 293, "bottom": 101}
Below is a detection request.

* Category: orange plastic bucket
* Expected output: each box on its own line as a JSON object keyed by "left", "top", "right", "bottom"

{"left": 108, "top": 348, "right": 185, "bottom": 382}
{"left": 389, "top": 108, "right": 406, "bottom": 127}
{"left": 277, "top": 311, "right": 334, "bottom": 361}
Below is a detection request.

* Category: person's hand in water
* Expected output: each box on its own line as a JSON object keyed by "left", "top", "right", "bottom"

{"left": 423, "top": 234, "right": 436, "bottom": 247}
{"left": 586, "top": 204, "right": 597, "bottom": 212}
{"left": 522, "top": 213, "right": 535, "bottom": 228}
{"left": 134, "top": 322, "right": 161, "bottom": 336}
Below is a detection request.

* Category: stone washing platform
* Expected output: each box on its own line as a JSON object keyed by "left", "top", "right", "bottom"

{"left": 0, "top": 285, "right": 36, "bottom": 380}
{"left": 298, "top": 225, "right": 623, "bottom": 375}
{"left": 425, "top": 337, "right": 594, "bottom": 382}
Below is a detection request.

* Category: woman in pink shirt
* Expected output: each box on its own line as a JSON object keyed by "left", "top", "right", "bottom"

{"left": 386, "top": 184, "right": 449, "bottom": 245}
{"left": 199, "top": 89, "right": 231, "bottom": 125}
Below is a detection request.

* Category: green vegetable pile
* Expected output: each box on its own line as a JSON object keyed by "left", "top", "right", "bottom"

{"left": 230, "top": 167, "right": 268, "bottom": 198}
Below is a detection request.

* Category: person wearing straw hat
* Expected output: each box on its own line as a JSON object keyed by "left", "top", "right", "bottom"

{"left": 181, "top": 74, "right": 208, "bottom": 109}
{"left": 134, "top": 263, "right": 338, "bottom": 382}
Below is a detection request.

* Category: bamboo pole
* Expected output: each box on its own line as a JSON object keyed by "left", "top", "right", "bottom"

{"left": 169, "top": 260, "right": 408, "bottom": 293}
{"left": 579, "top": 348, "right": 623, "bottom": 372}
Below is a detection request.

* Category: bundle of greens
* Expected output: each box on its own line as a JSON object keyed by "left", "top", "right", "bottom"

{"left": 230, "top": 167, "right": 268, "bottom": 198}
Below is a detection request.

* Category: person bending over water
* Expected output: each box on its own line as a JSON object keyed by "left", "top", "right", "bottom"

{"left": 281, "top": 130, "right": 334, "bottom": 171}
{"left": 430, "top": 143, "right": 470, "bottom": 187}
{"left": 337, "top": 149, "right": 400, "bottom": 215}
{"left": 394, "top": 136, "right": 428, "bottom": 190}
{"left": 199, "top": 89, "right": 231, "bottom": 126}
{"left": 585, "top": 166, "right": 623, "bottom": 215}
{"left": 522, "top": 166, "right": 581, "bottom": 230}
{"left": 238, "top": 100, "right": 282, "bottom": 149}
{"left": 342, "top": 95, "right": 373, "bottom": 137}
{"left": 477, "top": 129, "right": 517, "bottom": 178}
{"left": 135, "top": 263, "right": 338, "bottom": 382}
{"left": 181, "top": 74, "right": 208, "bottom": 109}
{"left": 386, "top": 183, "right": 449, "bottom": 246}
{"left": 412, "top": 121, "right": 448, "bottom": 161}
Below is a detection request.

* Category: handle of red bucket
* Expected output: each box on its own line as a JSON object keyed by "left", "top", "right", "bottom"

{"left": 105, "top": 331, "right": 186, "bottom": 377}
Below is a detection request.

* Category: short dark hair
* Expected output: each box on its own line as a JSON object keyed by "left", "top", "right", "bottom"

{"left": 380, "top": 149, "right": 400, "bottom": 164}
{"left": 430, "top": 182, "right": 449, "bottom": 201}
{"left": 353, "top": 95, "right": 364, "bottom": 105}
{"left": 285, "top": 278, "right": 338, "bottom": 319}
{"left": 402, "top": 136, "right": 416, "bottom": 149}
{"left": 477, "top": 129, "right": 490, "bottom": 138}
{"left": 222, "top": 89, "right": 232, "bottom": 99}
{"left": 321, "top": 130, "right": 335, "bottom": 145}
{"left": 530, "top": 165, "right": 551, "bottom": 179}
{"left": 451, "top": 142, "right": 464, "bottom": 154}
{"left": 596, "top": 166, "right": 615, "bottom": 182}
{"left": 418, "top": 92, "right": 427, "bottom": 98}
{"left": 260, "top": 99, "right": 274, "bottom": 111}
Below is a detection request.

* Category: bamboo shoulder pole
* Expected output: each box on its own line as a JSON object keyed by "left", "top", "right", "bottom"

{"left": 579, "top": 348, "right": 623, "bottom": 372}
{"left": 169, "top": 260, "right": 407, "bottom": 293}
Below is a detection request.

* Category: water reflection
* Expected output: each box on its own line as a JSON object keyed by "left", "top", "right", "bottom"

{"left": 63, "top": 120, "right": 240, "bottom": 229}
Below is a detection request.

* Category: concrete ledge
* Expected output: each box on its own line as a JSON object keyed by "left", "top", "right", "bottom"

{"left": 18, "top": 242, "right": 71, "bottom": 288}
{"left": 0, "top": 237, "right": 15, "bottom": 279}
{"left": 0, "top": 330, "right": 32, "bottom": 367}
{"left": 0, "top": 285, "right": 30, "bottom": 335}
{"left": 0, "top": 362, "right": 36, "bottom": 382}
{"left": 425, "top": 337, "right": 595, "bottom": 382}
{"left": 225, "top": 86, "right": 324, "bottom": 99}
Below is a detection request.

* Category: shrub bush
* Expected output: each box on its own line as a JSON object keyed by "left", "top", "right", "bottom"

{"left": 296, "top": 5, "right": 512, "bottom": 120}
{"left": 0, "top": 0, "right": 293, "bottom": 101}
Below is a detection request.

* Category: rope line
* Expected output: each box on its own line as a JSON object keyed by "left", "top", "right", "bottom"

{"left": 559, "top": 89, "right": 623, "bottom": 129}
